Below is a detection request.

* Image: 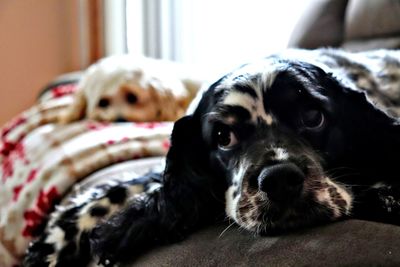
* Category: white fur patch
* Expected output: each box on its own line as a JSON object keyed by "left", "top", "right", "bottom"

{"left": 326, "top": 178, "right": 353, "bottom": 213}
{"left": 128, "top": 184, "right": 145, "bottom": 195}
{"left": 372, "top": 182, "right": 386, "bottom": 189}
{"left": 47, "top": 254, "right": 57, "bottom": 267}
{"left": 45, "top": 226, "right": 65, "bottom": 251}
{"left": 45, "top": 227, "right": 66, "bottom": 267}
{"left": 232, "top": 161, "right": 248, "bottom": 185}
{"left": 219, "top": 62, "right": 280, "bottom": 126}
{"left": 78, "top": 198, "right": 110, "bottom": 231}
{"left": 78, "top": 208, "right": 99, "bottom": 231}
{"left": 222, "top": 91, "right": 274, "bottom": 125}
{"left": 225, "top": 161, "right": 249, "bottom": 221}
{"left": 236, "top": 59, "right": 279, "bottom": 91}
{"left": 225, "top": 186, "right": 239, "bottom": 221}
{"left": 223, "top": 91, "right": 255, "bottom": 112}
{"left": 264, "top": 114, "right": 273, "bottom": 125}
{"left": 272, "top": 148, "right": 289, "bottom": 161}
{"left": 315, "top": 187, "right": 341, "bottom": 217}
{"left": 316, "top": 177, "right": 353, "bottom": 217}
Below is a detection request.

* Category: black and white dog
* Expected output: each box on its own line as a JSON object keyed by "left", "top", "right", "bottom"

{"left": 24, "top": 49, "right": 400, "bottom": 266}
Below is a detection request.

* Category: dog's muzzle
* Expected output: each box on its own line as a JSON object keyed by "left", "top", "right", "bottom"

{"left": 225, "top": 141, "right": 353, "bottom": 234}
{"left": 258, "top": 163, "right": 305, "bottom": 204}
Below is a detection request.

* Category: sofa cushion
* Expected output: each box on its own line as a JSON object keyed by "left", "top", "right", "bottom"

{"left": 342, "top": 37, "right": 400, "bottom": 52}
{"left": 345, "top": 0, "right": 400, "bottom": 41}
{"left": 287, "top": 0, "right": 349, "bottom": 49}
{"left": 133, "top": 220, "right": 400, "bottom": 266}
{"left": 288, "top": 0, "right": 400, "bottom": 51}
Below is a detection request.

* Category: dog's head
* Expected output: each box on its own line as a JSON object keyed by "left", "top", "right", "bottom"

{"left": 60, "top": 57, "right": 193, "bottom": 123}
{"left": 167, "top": 55, "right": 398, "bottom": 234}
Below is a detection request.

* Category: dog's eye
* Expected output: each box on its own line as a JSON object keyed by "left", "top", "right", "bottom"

{"left": 216, "top": 126, "right": 238, "bottom": 149}
{"left": 125, "top": 92, "right": 138, "bottom": 105}
{"left": 300, "top": 109, "right": 324, "bottom": 129}
{"left": 98, "top": 98, "right": 110, "bottom": 108}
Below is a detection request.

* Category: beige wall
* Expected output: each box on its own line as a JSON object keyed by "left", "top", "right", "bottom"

{"left": 0, "top": 0, "right": 81, "bottom": 125}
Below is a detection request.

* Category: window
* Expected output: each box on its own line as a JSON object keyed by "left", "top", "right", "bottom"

{"left": 106, "top": 0, "right": 311, "bottom": 72}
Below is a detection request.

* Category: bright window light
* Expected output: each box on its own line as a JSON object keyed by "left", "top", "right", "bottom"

{"left": 125, "top": 0, "right": 311, "bottom": 72}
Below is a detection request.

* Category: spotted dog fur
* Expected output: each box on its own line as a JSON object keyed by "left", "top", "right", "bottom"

{"left": 23, "top": 173, "right": 162, "bottom": 267}
{"left": 24, "top": 49, "right": 400, "bottom": 266}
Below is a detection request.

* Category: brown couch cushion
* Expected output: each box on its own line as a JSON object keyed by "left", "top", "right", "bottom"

{"left": 288, "top": 0, "right": 400, "bottom": 51}
{"left": 133, "top": 220, "right": 400, "bottom": 266}
{"left": 342, "top": 37, "right": 400, "bottom": 52}
{"left": 345, "top": 0, "right": 400, "bottom": 41}
{"left": 287, "top": 0, "right": 349, "bottom": 49}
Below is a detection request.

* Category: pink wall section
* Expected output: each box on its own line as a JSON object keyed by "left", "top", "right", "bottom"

{"left": 0, "top": 0, "right": 82, "bottom": 125}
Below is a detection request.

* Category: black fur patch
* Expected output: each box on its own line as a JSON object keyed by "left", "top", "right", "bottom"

{"left": 106, "top": 185, "right": 128, "bottom": 204}
{"left": 233, "top": 84, "right": 258, "bottom": 99}
{"left": 90, "top": 205, "right": 109, "bottom": 217}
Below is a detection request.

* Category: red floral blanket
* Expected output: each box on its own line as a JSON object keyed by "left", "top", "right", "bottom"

{"left": 0, "top": 84, "right": 172, "bottom": 266}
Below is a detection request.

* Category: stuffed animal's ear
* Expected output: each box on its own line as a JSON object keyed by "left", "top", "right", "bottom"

{"left": 180, "top": 77, "right": 204, "bottom": 102}
{"left": 58, "top": 89, "right": 87, "bottom": 123}
{"left": 147, "top": 80, "right": 188, "bottom": 121}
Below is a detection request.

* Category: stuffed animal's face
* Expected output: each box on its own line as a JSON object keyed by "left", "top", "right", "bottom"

{"left": 88, "top": 72, "right": 182, "bottom": 122}
{"left": 61, "top": 57, "right": 191, "bottom": 123}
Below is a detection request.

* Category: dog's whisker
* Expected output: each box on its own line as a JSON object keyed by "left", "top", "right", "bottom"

{"left": 218, "top": 221, "right": 237, "bottom": 238}
{"left": 328, "top": 173, "right": 362, "bottom": 181}
{"left": 324, "top": 166, "right": 359, "bottom": 173}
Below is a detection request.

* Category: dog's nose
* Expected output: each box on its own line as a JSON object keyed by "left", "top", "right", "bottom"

{"left": 115, "top": 117, "right": 128, "bottom": 123}
{"left": 258, "top": 163, "right": 305, "bottom": 203}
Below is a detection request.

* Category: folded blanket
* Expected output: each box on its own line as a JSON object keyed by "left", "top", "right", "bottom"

{"left": 0, "top": 84, "right": 173, "bottom": 266}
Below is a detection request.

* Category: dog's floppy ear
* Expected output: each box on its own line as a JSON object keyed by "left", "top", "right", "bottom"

{"left": 164, "top": 115, "right": 209, "bottom": 181}
{"left": 321, "top": 71, "right": 398, "bottom": 127}
{"left": 91, "top": 115, "right": 226, "bottom": 266}
{"left": 295, "top": 61, "right": 398, "bottom": 127}
{"left": 162, "top": 114, "right": 226, "bottom": 228}
{"left": 58, "top": 89, "right": 87, "bottom": 123}
{"left": 315, "top": 67, "right": 400, "bottom": 173}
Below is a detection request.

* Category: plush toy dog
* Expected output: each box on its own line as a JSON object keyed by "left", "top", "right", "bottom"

{"left": 59, "top": 56, "right": 202, "bottom": 123}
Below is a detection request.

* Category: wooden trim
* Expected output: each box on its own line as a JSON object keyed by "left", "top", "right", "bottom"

{"left": 87, "top": 0, "right": 104, "bottom": 64}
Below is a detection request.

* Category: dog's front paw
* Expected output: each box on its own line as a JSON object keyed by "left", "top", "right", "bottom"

{"left": 377, "top": 185, "right": 400, "bottom": 220}
{"left": 354, "top": 184, "right": 400, "bottom": 225}
{"left": 90, "top": 192, "right": 162, "bottom": 266}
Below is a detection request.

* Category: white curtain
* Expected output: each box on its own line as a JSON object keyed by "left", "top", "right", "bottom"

{"left": 111, "top": 0, "right": 311, "bottom": 71}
